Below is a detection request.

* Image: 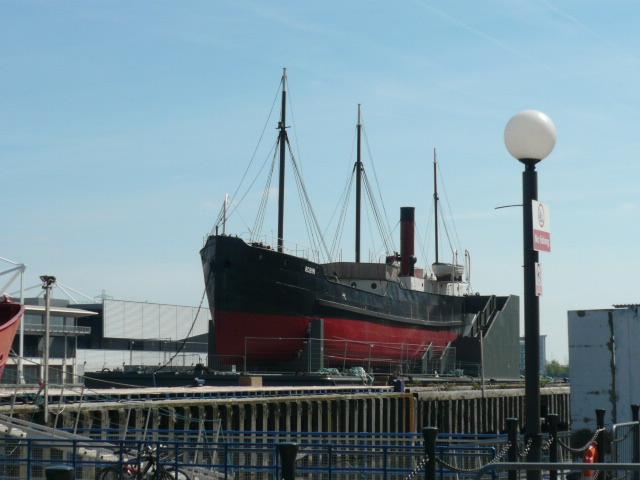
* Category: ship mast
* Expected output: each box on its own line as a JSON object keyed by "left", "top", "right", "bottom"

{"left": 277, "top": 68, "right": 287, "bottom": 253}
{"left": 433, "top": 148, "right": 439, "bottom": 263}
{"left": 355, "top": 104, "right": 362, "bottom": 263}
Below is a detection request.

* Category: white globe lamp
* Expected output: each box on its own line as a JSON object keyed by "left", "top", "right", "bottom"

{"left": 504, "top": 110, "right": 557, "bottom": 162}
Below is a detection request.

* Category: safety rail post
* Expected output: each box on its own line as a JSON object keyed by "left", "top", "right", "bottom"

{"left": 278, "top": 443, "right": 298, "bottom": 480}
{"left": 174, "top": 441, "right": 180, "bottom": 479}
{"left": 632, "top": 405, "right": 640, "bottom": 480}
{"left": 118, "top": 439, "right": 123, "bottom": 475}
{"left": 71, "top": 439, "right": 77, "bottom": 474}
{"left": 27, "top": 438, "right": 32, "bottom": 480}
{"left": 328, "top": 444, "right": 333, "bottom": 480}
{"left": 596, "top": 409, "right": 607, "bottom": 461}
{"left": 224, "top": 443, "right": 228, "bottom": 480}
{"left": 423, "top": 427, "right": 437, "bottom": 480}
{"left": 547, "top": 414, "right": 559, "bottom": 480}
{"left": 383, "top": 445, "right": 388, "bottom": 480}
{"left": 507, "top": 418, "right": 519, "bottom": 480}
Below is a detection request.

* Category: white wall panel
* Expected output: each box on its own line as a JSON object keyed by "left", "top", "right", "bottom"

{"left": 123, "top": 302, "right": 143, "bottom": 339}
{"left": 103, "top": 300, "right": 124, "bottom": 338}
{"left": 102, "top": 299, "right": 210, "bottom": 341}
{"left": 142, "top": 303, "right": 160, "bottom": 339}
{"left": 159, "top": 305, "right": 176, "bottom": 339}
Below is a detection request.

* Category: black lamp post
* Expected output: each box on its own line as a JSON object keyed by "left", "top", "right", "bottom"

{"left": 504, "top": 110, "right": 557, "bottom": 480}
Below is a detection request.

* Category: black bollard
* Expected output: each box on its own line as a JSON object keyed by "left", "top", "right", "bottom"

{"left": 423, "top": 427, "right": 437, "bottom": 480}
{"left": 278, "top": 443, "right": 298, "bottom": 480}
{"left": 632, "top": 405, "right": 639, "bottom": 480}
{"left": 547, "top": 414, "right": 559, "bottom": 480}
{"left": 44, "top": 465, "right": 75, "bottom": 480}
{"left": 506, "top": 418, "right": 519, "bottom": 480}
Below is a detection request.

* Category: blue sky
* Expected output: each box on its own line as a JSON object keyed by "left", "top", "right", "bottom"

{"left": 2, "top": 1, "right": 640, "bottom": 362}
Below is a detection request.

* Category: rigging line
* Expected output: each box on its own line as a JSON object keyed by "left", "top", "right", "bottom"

{"left": 324, "top": 159, "right": 356, "bottom": 236}
{"left": 329, "top": 167, "right": 355, "bottom": 258}
{"left": 362, "top": 126, "right": 395, "bottom": 251}
{"left": 325, "top": 164, "right": 355, "bottom": 237}
{"left": 363, "top": 170, "right": 393, "bottom": 254}
{"left": 420, "top": 197, "right": 434, "bottom": 271}
{"left": 251, "top": 158, "right": 274, "bottom": 241}
{"left": 438, "top": 201, "right": 456, "bottom": 259}
{"left": 362, "top": 191, "right": 379, "bottom": 262}
{"left": 330, "top": 170, "right": 354, "bottom": 260}
{"left": 437, "top": 160, "right": 463, "bottom": 253}
{"left": 224, "top": 137, "right": 279, "bottom": 223}
{"left": 251, "top": 148, "right": 278, "bottom": 241}
{"left": 284, "top": 74, "right": 304, "bottom": 175}
{"left": 290, "top": 148, "right": 321, "bottom": 261}
{"left": 153, "top": 287, "right": 207, "bottom": 374}
{"left": 292, "top": 166, "right": 318, "bottom": 260}
{"left": 287, "top": 140, "right": 331, "bottom": 261}
{"left": 211, "top": 76, "right": 283, "bottom": 232}
{"left": 362, "top": 172, "right": 392, "bottom": 254}
{"left": 336, "top": 175, "right": 354, "bottom": 258}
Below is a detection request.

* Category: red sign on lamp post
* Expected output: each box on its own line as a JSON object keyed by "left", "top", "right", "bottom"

{"left": 532, "top": 200, "right": 551, "bottom": 252}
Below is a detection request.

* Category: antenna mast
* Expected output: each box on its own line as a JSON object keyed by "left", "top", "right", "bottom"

{"left": 433, "top": 148, "right": 439, "bottom": 263}
{"left": 355, "top": 104, "right": 362, "bottom": 263}
{"left": 277, "top": 68, "right": 287, "bottom": 253}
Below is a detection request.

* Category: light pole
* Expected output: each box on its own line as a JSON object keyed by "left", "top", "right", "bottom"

{"left": 504, "top": 110, "right": 556, "bottom": 480}
{"left": 40, "top": 274, "right": 56, "bottom": 425}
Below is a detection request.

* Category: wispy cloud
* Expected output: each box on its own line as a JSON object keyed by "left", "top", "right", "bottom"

{"left": 539, "top": 0, "right": 640, "bottom": 65}
{"left": 413, "top": 0, "right": 552, "bottom": 71}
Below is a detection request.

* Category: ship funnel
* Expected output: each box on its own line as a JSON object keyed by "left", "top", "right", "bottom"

{"left": 400, "top": 207, "right": 417, "bottom": 276}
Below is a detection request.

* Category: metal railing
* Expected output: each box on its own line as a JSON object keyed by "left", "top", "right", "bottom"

{"left": 0, "top": 436, "right": 502, "bottom": 480}
{"left": 241, "top": 336, "right": 461, "bottom": 376}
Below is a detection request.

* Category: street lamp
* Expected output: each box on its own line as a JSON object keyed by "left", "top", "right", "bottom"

{"left": 504, "top": 110, "right": 556, "bottom": 479}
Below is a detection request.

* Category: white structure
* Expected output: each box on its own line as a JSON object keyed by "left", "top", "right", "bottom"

{"left": 101, "top": 299, "right": 206, "bottom": 340}
{"left": 568, "top": 305, "right": 640, "bottom": 431}
{"left": 76, "top": 299, "right": 209, "bottom": 372}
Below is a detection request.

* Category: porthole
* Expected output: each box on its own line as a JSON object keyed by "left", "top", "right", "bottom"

{"left": 371, "top": 282, "right": 377, "bottom": 289}
{"left": 351, "top": 282, "right": 357, "bottom": 288}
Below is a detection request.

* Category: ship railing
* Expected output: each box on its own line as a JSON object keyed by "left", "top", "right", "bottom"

{"left": 241, "top": 336, "right": 460, "bottom": 376}
{"left": 470, "top": 295, "right": 498, "bottom": 338}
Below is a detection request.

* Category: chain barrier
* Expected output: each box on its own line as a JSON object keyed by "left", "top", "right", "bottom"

{"left": 541, "top": 435, "right": 555, "bottom": 452}
{"left": 557, "top": 428, "right": 606, "bottom": 454}
{"left": 404, "top": 455, "right": 428, "bottom": 480}
{"left": 518, "top": 439, "right": 533, "bottom": 459}
{"left": 435, "top": 442, "right": 512, "bottom": 474}
{"left": 612, "top": 425, "right": 636, "bottom": 444}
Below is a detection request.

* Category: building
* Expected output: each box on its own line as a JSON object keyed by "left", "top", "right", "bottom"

{"left": 74, "top": 298, "right": 209, "bottom": 372}
{"left": 519, "top": 335, "right": 547, "bottom": 375}
{"left": 2, "top": 297, "right": 210, "bottom": 385}
{"left": 568, "top": 305, "right": 640, "bottom": 432}
{"left": 2, "top": 298, "right": 97, "bottom": 385}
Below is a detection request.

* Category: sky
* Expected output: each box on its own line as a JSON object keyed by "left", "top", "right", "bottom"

{"left": 3, "top": 1, "right": 640, "bottom": 363}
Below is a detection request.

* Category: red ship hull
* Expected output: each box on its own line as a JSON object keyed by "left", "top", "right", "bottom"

{"left": 0, "top": 300, "right": 23, "bottom": 380}
{"left": 215, "top": 310, "right": 458, "bottom": 366}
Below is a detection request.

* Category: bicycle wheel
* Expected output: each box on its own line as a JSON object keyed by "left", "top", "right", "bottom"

{"left": 158, "top": 466, "right": 190, "bottom": 480}
{"left": 98, "top": 466, "right": 128, "bottom": 480}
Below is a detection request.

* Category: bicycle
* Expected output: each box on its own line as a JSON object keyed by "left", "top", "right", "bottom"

{"left": 98, "top": 444, "right": 190, "bottom": 480}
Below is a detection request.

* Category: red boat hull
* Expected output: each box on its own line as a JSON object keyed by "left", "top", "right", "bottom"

{"left": 0, "top": 300, "right": 23, "bottom": 381}
{"left": 214, "top": 310, "right": 458, "bottom": 366}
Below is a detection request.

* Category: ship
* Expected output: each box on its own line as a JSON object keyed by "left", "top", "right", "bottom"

{"left": 0, "top": 296, "right": 23, "bottom": 381}
{"left": 200, "top": 70, "right": 518, "bottom": 375}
